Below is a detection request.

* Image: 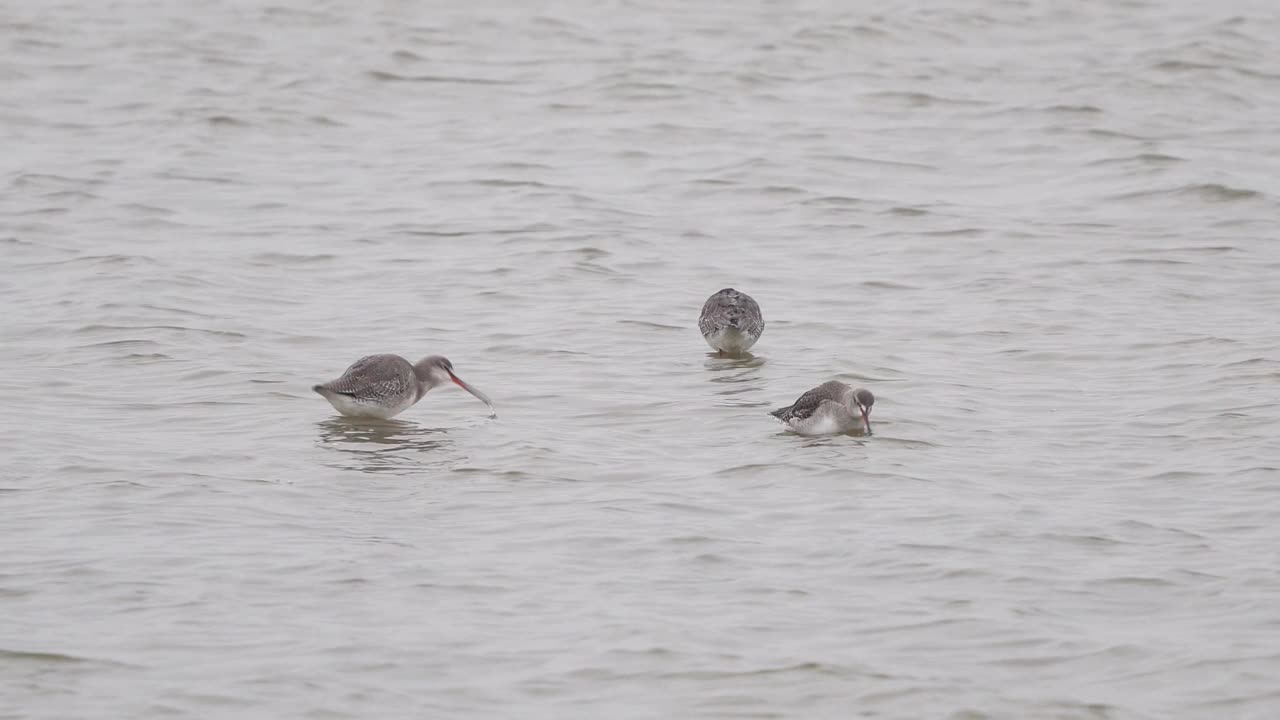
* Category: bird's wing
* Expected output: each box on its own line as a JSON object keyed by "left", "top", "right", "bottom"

{"left": 770, "top": 387, "right": 823, "bottom": 421}
{"left": 770, "top": 382, "right": 843, "bottom": 422}
{"left": 699, "top": 290, "right": 764, "bottom": 337}
{"left": 698, "top": 293, "right": 734, "bottom": 336}
{"left": 733, "top": 295, "right": 764, "bottom": 338}
{"left": 320, "top": 354, "right": 413, "bottom": 399}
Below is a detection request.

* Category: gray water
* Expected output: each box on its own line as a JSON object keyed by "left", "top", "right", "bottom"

{"left": 3, "top": 1, "right": 1280, "bottom": 718}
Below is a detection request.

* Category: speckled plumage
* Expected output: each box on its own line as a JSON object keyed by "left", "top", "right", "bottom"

{"left": 321, "top": 355, "right": 418, "bottom": 400}
{"left": 771, "top": 380, "right": 875, "bottom": 436}
{"left": 313, "top": 353, "right": 495, "bottom": 420}
{"left": 698, "top": 288, "right": 764, "bottom": 354}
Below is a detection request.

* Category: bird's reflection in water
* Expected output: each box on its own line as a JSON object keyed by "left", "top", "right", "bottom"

{"left": 703, "top": 353, "right": 768, "bottom": 404}
{"left": 316, "top": 417, "right": 453, "bottom": 474}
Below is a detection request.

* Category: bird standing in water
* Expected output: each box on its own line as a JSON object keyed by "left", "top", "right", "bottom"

{"left": 698, "top": 288, "right": 764, "bottom": 355}
{"left": 313, "top": 354, "right": 495, "bottom": 420}
{"left": 771, "top": 381, "right": 874, "bottom": 436}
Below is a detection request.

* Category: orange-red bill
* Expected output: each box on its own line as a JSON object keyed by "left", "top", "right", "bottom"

{"left": 448, "top": 370, "right": 496, "bottom": 417}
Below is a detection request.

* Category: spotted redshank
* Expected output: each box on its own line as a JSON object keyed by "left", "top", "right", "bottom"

{"left": 698, "top": 288, "right": 764, "bottom": 355}
{"left": 770, "top": 381, "right": 874, "bottom": 436}
{"left": 313, "top": 354, "right": 495, "bottom": 420}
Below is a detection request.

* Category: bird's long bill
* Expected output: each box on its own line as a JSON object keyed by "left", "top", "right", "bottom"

{"left": 448, "top": 370, "right": 497, "bottom": 417}
{"left": 860, "top": 409, "right": 872, "bottom": 436}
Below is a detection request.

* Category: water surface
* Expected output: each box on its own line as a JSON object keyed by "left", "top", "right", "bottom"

{"left": 3, "top": 1, "right": 1280, "bottom": 717}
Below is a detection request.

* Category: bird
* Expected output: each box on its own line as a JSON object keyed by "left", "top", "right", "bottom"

{"left": 313, "top": 354, "right": 495, "bottom": 420}
{"left": 698, "top": 288, "right": 764, "bottom": 355}
{"left": 770, "top": 381, "right": 874, "bottom": 436}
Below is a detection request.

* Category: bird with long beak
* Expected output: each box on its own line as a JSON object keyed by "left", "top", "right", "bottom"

{"left": 313, "top": 354, "right": 495, "bottom": 420}
{"left": 770, "top": 381, "right": 874, "bottom": 436}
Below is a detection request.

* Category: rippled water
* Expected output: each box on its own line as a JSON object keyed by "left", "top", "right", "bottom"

{"left": 4, "top": 1, "right": 1280, "bottom": 717}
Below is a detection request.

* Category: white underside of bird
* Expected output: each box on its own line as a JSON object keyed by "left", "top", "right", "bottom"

{"left": 314, "top": 387, "right": 419, "bottom": 419}
{"left": 777, "top": 403, "right": 864, "bottom": 436}
{"left": 703, "top": 326, "right": 759, "bottom": 354}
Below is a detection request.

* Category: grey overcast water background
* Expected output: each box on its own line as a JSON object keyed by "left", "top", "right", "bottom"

{"left": 3, "top": 0, "right": 1280, "bottom": 717}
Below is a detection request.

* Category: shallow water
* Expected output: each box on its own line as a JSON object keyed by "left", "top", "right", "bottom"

{"left": 3, "top": 1, "right": 1280, "bottom": 717}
